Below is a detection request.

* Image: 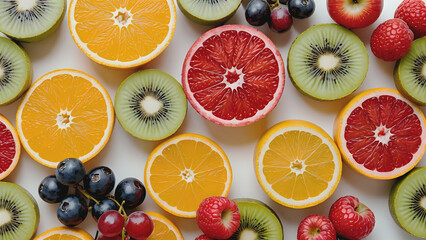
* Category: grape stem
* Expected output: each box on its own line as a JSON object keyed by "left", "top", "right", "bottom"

{"left": 267, "top": 0, "right": 280, "bottom": 9}
{"left": 76, "top": 185, "right": 100, "bottom": 205}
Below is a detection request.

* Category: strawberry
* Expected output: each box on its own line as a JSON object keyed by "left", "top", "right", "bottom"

{"left": 329, "top": 196, "right": 375, "bottom": 240}
{"left": 196, "top": 196, "right": 240, "bottom": 239}
{"left": 395, "top": 0, "right": 426, "bottom": 38}
{"left": 195, "top": 235, "right": 214, "bottom": 240}
{"left": 297, "top": 215, "right": 336, "bottom": 240}
{"left": 370, "top": 18, "right": 414, "bottom": 61}
{"left": 327, "top": 0, "right": 383, "bottom": 29}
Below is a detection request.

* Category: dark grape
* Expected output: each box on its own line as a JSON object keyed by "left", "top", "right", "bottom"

{"left": 288, "top": 0, "right": 315, "bottom": 19}
{"left": 83, "top": 166, "right": 115, "bottom": 197}
{"left": 269, "top": 6, "right": 293, "bottom": 32}
{"left": 57, "top": 194, "right": 88, "bottom": 226}
{"left": 55, "top": 158, "right": 86, "bottom": 185}
{"left": 279, "top": 0, "right": 289, "bottom": 4}
{"left": 245, "top": 0, "right": 271, "bottom": 26}
{"left": 114, "top": 177, "right": 146, "bottom": 209}
{"left": 91, "top": 199, "right": 120, "bottom": 222}
{"left": 38, "top": 175, "right": 69, "bottom": 203}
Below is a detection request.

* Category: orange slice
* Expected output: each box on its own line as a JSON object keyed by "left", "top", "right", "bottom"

{"left": 254, "top": 120, "right": 342, "bottom": 208}
{"left": 68, "top": 0, "right": 176, "bottom": 68}
{"left": 145, "top": 133, "right": 232, "bottom": 218}
{"left": 146, "top": 211, "right": 184, "bottom": 240}
{"left": 16, "top": 69, "right": 114, "bottom": 168}
{"left": 34, "top": 226, "right": 94, "bottom": 240}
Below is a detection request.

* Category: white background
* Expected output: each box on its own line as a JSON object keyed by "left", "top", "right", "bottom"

{"left": 1, "top": 0, "right": 426, "bottom": 239}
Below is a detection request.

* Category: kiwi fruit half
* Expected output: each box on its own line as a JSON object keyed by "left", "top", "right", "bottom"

{"left": 288, "top": 23, "right": 368, "bottom": 101}
{"left": 0, "top": 182, "right": 39, "bottom": 240}
{"left": 0, "top": 37, "right": 32, "bottom": 106}
{"left": 389, "top": 167, "right": 426, "bottom": 238}
{"left": 115, "top": 69, "right": 187, "bottom": 141}
{"left": 0, "top": 0, "right": 66, "bottom": 42}
{"left": 228, "top": 198, "right": 283, "bottom": 240}
{"left": 394, "top": 37, "right": 426, "bottom": 105}
{"left": 177, "top": 0, "right": 241, "bottom": 26}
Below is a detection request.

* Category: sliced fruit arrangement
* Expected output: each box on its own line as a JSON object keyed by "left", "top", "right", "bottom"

{"left": 115, "top": 69, "right": 187, "bottom": 141}
{"left": 297, "top": 215, "right": 336, "bottom": 240}
{"left": 0, "top": 114, "right": 20, "bottom": 180}
{"left": 334, "top": 88, "right": 426, "bottom": 179}
{"left": 145, "top": 133, "right": 232, "bottom": 218}
{"left": 182, "top": 24, "right": 285, "bottom": 127}
{"left": 146, "top": 211, "right": 184, "bottom": 240}
{"left": 0, "top": 37, "right": 32, "bottom": 105}
{"left": 394, "top": 37, "right": 426, "bottom": 105}
{"left": 395, "top": 0, "right": 426, "bottom": 39}
{"left": 389, "top": 166, "right": 426, "bottom": 238}
{"left": 327, "top": 0, "right": 383, "bottom": 29}
{"left": 177, "top": 0, "right": 241, "bottom": 26}
{"left": 33, "top": 226, "right": 94, "bottom": 240}
{"left": 0, "top": 0, "right": 66, "bottom": 42}
{"left": 254, "top": 120, "right": 342, "bottom": 208}
{"left": 68, "top": 0, "right": 176, "bottom": 68}
{"left": 288, "top": 23, "right": 369, "bottom": 100}
{"left": 0, "top": 182, "right": 39, "bottom": 240}
{"left": 16, "top": 69, "right": 114, "bottom": 168}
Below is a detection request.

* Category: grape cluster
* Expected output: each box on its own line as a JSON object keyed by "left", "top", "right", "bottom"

{"left": 245, "top": 0, "right": 316, "bottom": 32}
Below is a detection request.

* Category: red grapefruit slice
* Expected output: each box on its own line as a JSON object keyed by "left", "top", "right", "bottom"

{"left": 182, "top": 24, "right": 285, "bottom": 127}
{"left": 0, "top": 114, "right": 20, "bottom": 180}
{"left": 334, "top": 88, "right": 426, "bottom": 179}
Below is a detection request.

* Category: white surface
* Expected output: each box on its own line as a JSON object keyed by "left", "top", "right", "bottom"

{"left": 1, "top": 0, "right": 425, "bottom": 239}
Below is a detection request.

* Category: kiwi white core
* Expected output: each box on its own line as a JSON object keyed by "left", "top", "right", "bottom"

{"left": 56, "top": 109, "right": 74, "bottom": 129}
{"left": 0, "top": 208, "right": 12, "bottom": 226}
{"left": 374, "top": 125, "right": 393, "bottom": 144}
{"left": 0, "top": 66, "right": 4, "bottom": 80}
{"left": 239, "top": 229, "right": 258, "bottom": 240}
{"left": 16, "top": 0, "right": 38, "bottom": 11}
{"left": 140, "top": 95, "right": 163, "bottom": 115}
{"left": 318, "top": 53, "right": 340, "bottom": 71}
{"left": 422, "top": 63, "right": 426, "bottom": 79}
{"left": 421, "top": 196, "right": 426, "bottom": 210}
{"left": 112, "top": 8, "right": 133, "bottom": 28}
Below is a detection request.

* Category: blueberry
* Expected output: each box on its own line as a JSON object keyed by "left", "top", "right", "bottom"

{"left": 57, "top": 195, "right": 88, "bottom": 226}
{"left": 56, "top": 158, "right": 86, "bottom": 185}
{"left": 38, "top": 175, "right": 69, "bottom": 203}
{"left": 90, "top": 198, "right": 120, "bottom": 222}
{"left": 288, "top": 0, "right": 315, "bottom": 19}
{"left": 245, "top": 0, "right": 271, "bottom": 26}
{"left": 114, "top": 177, "right": 146, "bottom": 209}
{"left": 83, "top": 166, "right": 115, "bottom": 197}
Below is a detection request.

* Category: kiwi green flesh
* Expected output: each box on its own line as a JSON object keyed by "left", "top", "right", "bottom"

{"left": 394, "top": 37, "right": 426, "bottom": 105}
{"left": 389, "top": 167, "right": 426, "bottom": 238}
{"left": 0, "top": 0, "right": 66, "bottom": 42}
{"left": 0, "top": 182, "right": 39, "bottom": 240}
{"left": 177, "top": 0, "right": 241, "bottom": 26}
{"left": 0, "top": 37, "right": 32, "bottom": 106}
{"left": 228, "top": 198, "right": 283, "bottom": 240}
{"left": 115, "top": 69, "right": 187, "bottom": 141}
{"left": 288, "top": 23, "right": 368, "bottom": 101}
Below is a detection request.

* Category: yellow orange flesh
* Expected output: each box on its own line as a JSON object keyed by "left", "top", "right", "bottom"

{"left": 145, "top": 133, "right": 232, "bottom": 218}
{"left": 34, "top": 226, "right": 94, "bottom": 240}
{"left": 16, "top": 69, "right": 114, "bottom": 168}
{"left": 255, "top": 120, "right": 342, "bottom": 208}
{"left": 146, "top": 212, "right": 184, "bottom": 240}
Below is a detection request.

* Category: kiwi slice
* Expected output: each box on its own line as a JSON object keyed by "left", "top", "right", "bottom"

{"left": 394, "top": 37, "right": 426, "bottom": 105}
{"left": 0, "top": 0, "right": 66, "bottom": 42}
{"left": 0, "top": 182, "right": 39, "bottom": 240}
{"left": 115, "top": 69, "right": 187, "bottom": 141}
{"left": 288, "top": 23, "right": 369, "bottom": 101}
{"left": 389, "top": 167, "right": 426, "bottom": 238}
{"left": 177, "top": 0, "right": 241, "bottom": 26}
{"left": 0, "top": 37, "right": 32, "bottom": 106}
{"left": 229, "top": 198, "right": 283, "bottom": 240}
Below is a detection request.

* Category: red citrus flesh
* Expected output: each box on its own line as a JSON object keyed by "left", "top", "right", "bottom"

{"left": 0, "top": 115, "right": 20, "bottom": 180}
{"left": 182, "top": 25, "right": 285, "bottom": 127}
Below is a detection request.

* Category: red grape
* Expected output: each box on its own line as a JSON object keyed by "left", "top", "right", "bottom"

{"left": 98, "top": 210, "right": 125, "bottom": 237}
{"left": 125, "top": 211, "right": 154, "bottom": 240}
{"left": 269, "top": 6, "right": 293, "bottom": 33}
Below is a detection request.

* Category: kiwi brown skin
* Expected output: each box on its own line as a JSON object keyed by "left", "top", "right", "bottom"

{"left": 393, "top": 60, "right": 426, "bottom": 105}
{"left": 177, "top": 0, "right": 241, "bottom": 26}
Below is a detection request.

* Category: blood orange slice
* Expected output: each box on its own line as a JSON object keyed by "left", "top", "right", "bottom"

{"left": 0, "top": 114, "right": 20, "bottom": 180}
{"left": 182, "top": 25, "right": 285, "bottom": 127}
{"left": 334, "top": 88, "right": 426, "bottom": 179}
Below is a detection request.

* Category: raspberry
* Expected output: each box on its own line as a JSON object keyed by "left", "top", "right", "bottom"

{"left": 395, "top": 0, "right": 426, "bottom": 38}
{"left": 370, "top": 18, "right": 414, "bottom": 61}
{"left": 195, "top": 234, "right": 214, "bottom": 240}
{"left": 196, "top": 196, "right": 240, "bottom": 239}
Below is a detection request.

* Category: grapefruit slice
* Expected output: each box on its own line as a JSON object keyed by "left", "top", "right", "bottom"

{"left": 0, "top": 114, "right": 20, "bottom": 180}
{"left": 182, "top": 24, "right": 285, "bottom": 127}
{"left": 334, "top": 88, "right": 426, "bottom": 179}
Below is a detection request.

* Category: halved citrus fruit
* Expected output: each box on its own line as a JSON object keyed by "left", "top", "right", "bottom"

{"left": 255, "top": 120, "right": 342, "bottom": 208}
{"left": 0, "top": 114, "right": 20, "bottom": 180}
{"left": 16, "top": 69, "right": 114, "bottom": 168}
{"left": 182, "top": 24, "right": 285, "bottom": 127}
{"left": 145, "top": 133, "right": 232, "bottom": 218}
{"left": 68, "top": 0, "right": 176, "bottom": 68}
{"left": 146, "top": 211, "right": 184, "bottom": 240}
{"left": 34, "top": 226, "right": 94, "bottom": 240}
{"left": 334, "top": 88, "right": 426, "bottom": 179}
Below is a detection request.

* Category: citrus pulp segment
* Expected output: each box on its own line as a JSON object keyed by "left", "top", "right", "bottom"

{"left": 146, "top": 211, "right": 184, "bottom": 240}
{"left": 334, "top": 88, "right": 426, "bottom": 179}
{"left": 182, "top": 24, "right": 285, "bottom": 127}
{"left": 16, "top": 69, "right": 114, "bottom": 168}
{"left": 0, "top": 114, "right": 20, "bottom": 180}
{"left": 145, "top": 133, "right": 232, "bottom": 218}
{"left": 254, "top": 120, "right": 342, "bottom": 208}
{"left": 68, "top": 0, "right": 176, "bottom": 68}
{"left": 33, "top": 226, "right": 94, "bottom": 240}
